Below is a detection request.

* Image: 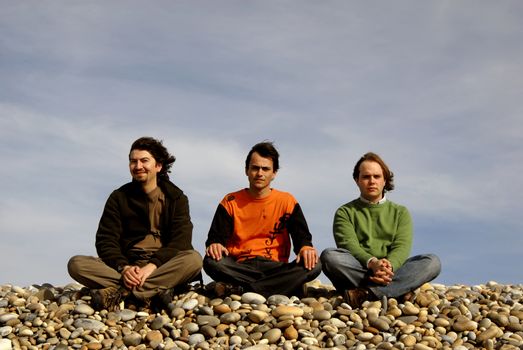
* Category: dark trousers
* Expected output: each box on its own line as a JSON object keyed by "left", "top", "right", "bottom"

{"left": 203, "top": 255, "right": 322, "bottom": 297}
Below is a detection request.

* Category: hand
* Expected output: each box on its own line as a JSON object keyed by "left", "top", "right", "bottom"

{"left": 296, "top": 247, "right": 318, "bottom": 271}
{"left": 368, "top": 258, "right": 394, "bottom": 285}
{"left": 206, "top": 243, "right": 229, "bottom": 261}
{"left": 121, "top": 265, "right": 141, "bottom": 289}
{"left": 121, "top": 263, "right": 157, "bottom": 288}
{"left": 137, "top": 263, "right": 157, "bottom": 286}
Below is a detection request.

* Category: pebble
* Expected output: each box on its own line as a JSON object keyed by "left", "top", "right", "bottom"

{"left": 73, "top": 318, "right": 105, "bottom": 332}
{"left": 267, "top": 294, "right": 290, "bottom": 305}
{"left": 182, "top": 298, "right": 198, "bottom": 310}
{"left": 188, "top": 333, "right": 205, "bottom": 345}
{"left": 73, "top": 303, "right": 95, "bottom": 315}
{"left": 263, "top": 328, "right": 281, "bottom": 343}
{"left": 123, "top": 332, "right": 142, "bottom": 346}
{"left": 242, "top": 292, "right": 266, "bottom": 305}
{"left": 0, "top": 339, "right": 11, "bottom": 350}
{"left": 0, "top": 281, "right": 522, "bottom": 349}
{"left": 119, "top": 308, "right": 137, "bottom": 321}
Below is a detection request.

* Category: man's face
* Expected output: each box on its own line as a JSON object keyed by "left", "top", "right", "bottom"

{"left": 355, "top": 160, "right": 386, "bottom": 203}
{"left": 245, "top": 152, "right": 277, "bottom": 192}
{"left": 129, "top": 149, "right": 162, "bottom": 185}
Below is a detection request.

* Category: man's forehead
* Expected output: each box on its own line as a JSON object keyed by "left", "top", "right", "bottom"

{"left": 359, "top": 161, "right": 383, "bottom": 173}
{"left": 249, "top": 153, "right": 273, "bottom": 166}
{"left": 130, "top": 149, "right": 154, "bottom": 159}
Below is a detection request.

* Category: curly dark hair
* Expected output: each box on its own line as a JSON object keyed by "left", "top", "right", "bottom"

{"left": 245, "top": 141, "right": 280, "bottom": 172}
{"left": 129, "top": 137, "right": 175, "bottom": 180}
{"left": 352, "top": 152, "right": 395, "bottom": 193}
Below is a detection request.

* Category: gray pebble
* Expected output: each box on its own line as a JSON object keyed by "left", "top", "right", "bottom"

{"left": 182, "top": 298, "right": 198, "bottom": 310}
{"left": 119, "top": 309, "right": 137, "bottom": 321}
{"left": 242, "top": 292, "right": 267, "bottom": 305}
{"left": 188, "top": 333, "right": 205, "bottom": 346}
{"left": 123, "top": 332, "right": 142, "bottom": 346}
{"left": 73, "top": 318, "right": 105, "bottom": 332}
{"left": 73, "top": 303, "right": 94, "bottom": 315}
{"left": 267, "top": 295, "right": 290, "bottom": 305}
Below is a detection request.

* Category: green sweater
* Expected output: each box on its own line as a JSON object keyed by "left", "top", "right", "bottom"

{"left": 333, "top": 198, "right": 413, "bottom": 271}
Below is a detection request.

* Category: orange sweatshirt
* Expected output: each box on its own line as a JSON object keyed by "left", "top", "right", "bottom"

{"left": 206, "top": 189, "right": 314, "bottom": 262}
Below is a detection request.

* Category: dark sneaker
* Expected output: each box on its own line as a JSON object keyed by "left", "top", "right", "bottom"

{"left": 213, "top": 282, "right": 244, "bottom": 298}
{"left": 124, "top": 294, "right": 150, "bottom": 311}
{"left": 344, "top": 288, "right": 370, "bottom": 309}
{"left": 214, "top": 282, "right": 228, "bottom": 298}
{"left": 90, "top": 286, "right": 127, "bottom": 311}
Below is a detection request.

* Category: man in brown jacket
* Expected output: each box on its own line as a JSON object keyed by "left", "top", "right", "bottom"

{"left": 68, "top": 137, "right": 202, "bottom": 311}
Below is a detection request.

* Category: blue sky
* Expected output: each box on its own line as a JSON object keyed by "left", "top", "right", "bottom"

{"left": 1, "top": 1, "right": 522, "bottom": 287}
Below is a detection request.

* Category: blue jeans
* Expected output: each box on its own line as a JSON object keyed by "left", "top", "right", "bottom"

{"left": 320, "top": 248, "right": 441, "bottom": 298}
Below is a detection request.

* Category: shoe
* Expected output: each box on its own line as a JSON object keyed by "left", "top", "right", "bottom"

{"left": 152, "top": 288, "right": 175, "bottom": 312}
{"left": 344, "top": 288, "right": 370, "bottom": 309}
{"left": 90, "top": 286, "right": 127, "bottom": 312}
{"left": 213, "top": 282, "right": 244, "bottom": 298}
{"left": 400, "top": 291, "right": 415, "bottom": 303}
{"left": 124, "top": 294, "right": 150, "bottom": 311}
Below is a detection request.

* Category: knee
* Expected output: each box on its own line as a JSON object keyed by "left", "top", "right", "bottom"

{"left": 67, "top": 255, "right": 83, "bottom": 278}
{"left": 310, "top": 260, "right": 323, "bottom": 277}
{"left": 184, "top": 250, "right": 204, "bottom": 271}
{"left": 426, "top": 254, "right": 442, "bottom": 277}
{"left": 203, "top": 255, "right": 221, "bottom": 272}
{"left": 320, "top": 248, "right": 342, "bottom": 267}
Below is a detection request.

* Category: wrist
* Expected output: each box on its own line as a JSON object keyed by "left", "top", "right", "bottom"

{"left": 367, "top": 257, "right": 378, "bottom": 269}
{"left": 117, "top": 264, "right": 130, "bottom": 273}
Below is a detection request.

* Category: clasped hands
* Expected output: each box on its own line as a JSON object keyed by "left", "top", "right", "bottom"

{"left": 205, "top": 243, "right": 319, "bottom": 270}
{"left": 120, "top": 263, "right": 157, "bottom": 289}
{"left": 367, "top": 257, "right": 394, "bottom": 285}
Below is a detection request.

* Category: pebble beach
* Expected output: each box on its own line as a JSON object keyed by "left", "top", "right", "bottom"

{"left": 1, "top": 280, "right": 522, "bottom": 350}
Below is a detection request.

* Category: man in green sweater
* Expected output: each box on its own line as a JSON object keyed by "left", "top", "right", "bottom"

{"left": 321, "top": 152, "right": 440, "bottom": 308}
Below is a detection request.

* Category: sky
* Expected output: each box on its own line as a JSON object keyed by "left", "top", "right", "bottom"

{"left": 1, "top": 1, "right": 522, "bottom": 288}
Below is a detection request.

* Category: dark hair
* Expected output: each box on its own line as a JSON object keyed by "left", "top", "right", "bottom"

{"left": 129, "top": 137, "right": 175, "bottom": 180}
{"left": 245, "top": 141, "right": 280, "bottom": 172}
{"left": 353, "top": 152, "right": 395, "bottom": 193}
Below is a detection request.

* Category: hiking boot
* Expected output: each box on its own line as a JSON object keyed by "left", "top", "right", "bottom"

{"left": 152, "top": 288, "right": 175, "bottom": 313}
{"left": 400, "top": 291, "right": 415, "bottom": 303}
{"left": 90, "top": 286, "right": 127, "bottom": 311}
{"left": 344, "top": 288, "right": 370, "bottom": 309}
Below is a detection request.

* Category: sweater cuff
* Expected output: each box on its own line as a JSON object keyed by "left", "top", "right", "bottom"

{"left": 366, "top": 257, "right": 378, "bottom": 268}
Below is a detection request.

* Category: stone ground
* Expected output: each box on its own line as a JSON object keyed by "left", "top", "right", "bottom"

{"left": 1, "top": 280, "right": 522, "bottom": 350}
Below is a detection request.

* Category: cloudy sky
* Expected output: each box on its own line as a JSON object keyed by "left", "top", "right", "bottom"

{"left": 1, "top": 1, "right": 522, "bottom": 288}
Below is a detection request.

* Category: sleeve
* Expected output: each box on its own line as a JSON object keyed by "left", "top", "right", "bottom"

{"left": 288, "top": 203, "right": 314, "bottom": 255}
{"left": 205, "top": 203, "right": 234, "bottom": 247}
{"left": 386, "top": 206, "right": 413, "bottom": 271}
{"left": 150, "top": 193, "right": 194, "bottom": 267}
{"left": 95, "top": 191, "right": 129, "bottom": 270}
{"left": 332, "top": 206, "right": 373, "bottom": 267}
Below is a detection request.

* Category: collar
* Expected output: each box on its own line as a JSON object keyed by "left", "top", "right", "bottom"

{"left": 359, "top": 194, "right": 387, "bottom": 205}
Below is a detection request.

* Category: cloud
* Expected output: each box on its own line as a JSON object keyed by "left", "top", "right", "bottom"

{"left": 1, "top": 1, "right": 522, "bottom": 286}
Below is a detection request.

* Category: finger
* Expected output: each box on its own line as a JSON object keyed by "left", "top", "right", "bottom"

{"left": 213, "top": 247, "right": 222, "bottom": 260}
{"left": 306, "top": 251, "right": 316, "bottom": 270}
{"left": 126, "top": 273, "right": 141, "bottom": 285}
